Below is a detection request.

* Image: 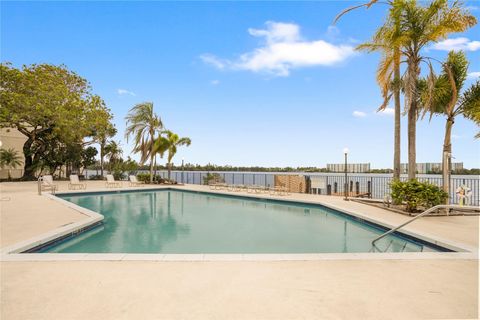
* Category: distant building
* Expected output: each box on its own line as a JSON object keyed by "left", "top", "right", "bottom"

{"left": 400, "top": 162, "right": 464, "bottom": 174}
{"left": 326, "top": 163, "right": 371, "bottom": 173}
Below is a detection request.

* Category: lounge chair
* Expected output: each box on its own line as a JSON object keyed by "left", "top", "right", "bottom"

{"left": 40, "top": 175, "right": 58, "bottom": 194}
{"left": 68, "top": 174, "right": 86, "bottom": 190}
{"left": 129, "top": 175, "right": 144, "bottom": 187}
{"left": 106, "top": 174, "right": 122, "bottom": 188}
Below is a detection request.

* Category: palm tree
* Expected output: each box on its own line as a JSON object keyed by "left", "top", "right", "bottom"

{"left": 159, "top": 131, "right": 191, "bottom": 180}
{"left": 125, "top": 102, "right": 163, "bottom": 183}
{"left": 104, "top": 140, "right": 123, "bottom": 171}
{"left": 421, "top": 50, "right": 480, "bottom": 198}
{"left": 95, "top": 125, "right": 117, "bottom": 177}
{"left": 395, "top": 0, "right": 476, "bottom": 179}
{"left": 0, "top": 148, "right": 23, "bottom": 180}
{"left": 338, "top": 0, "right": 403, "bottom": 179}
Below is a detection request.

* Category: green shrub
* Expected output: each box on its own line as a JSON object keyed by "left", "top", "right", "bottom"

{"left": 390, "top": 179, "right": 448, "bottom": 212}
{"left": 88, "top": 175, "right": 104, "bottom": 180}
{"left": 203, "top": 173, "right": 223, "bottom": 185}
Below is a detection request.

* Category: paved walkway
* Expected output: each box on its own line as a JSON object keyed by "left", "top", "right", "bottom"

{"left": 0, "top": 181, "right": 478, "bottom": 319}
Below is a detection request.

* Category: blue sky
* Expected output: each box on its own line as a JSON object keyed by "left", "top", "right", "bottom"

{"left": 2, "top": 1, "right": 479, "bottom": 168}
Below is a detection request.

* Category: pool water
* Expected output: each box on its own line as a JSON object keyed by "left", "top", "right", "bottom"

{"left": 42, "top": 190, "right": 443, "bottom": 253}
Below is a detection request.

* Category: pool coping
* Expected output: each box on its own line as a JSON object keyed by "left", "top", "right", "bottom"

{"left": 1, "top": 185, "right": 478, "bottom": 261}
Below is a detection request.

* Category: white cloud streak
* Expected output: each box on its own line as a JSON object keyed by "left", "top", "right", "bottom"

{"left": 431, "top": 37, "right": 480, "bottom": 52}
{"left": 377, "top": 107, "right": 395, "bottom": 116}
{"left": 201, "top": 21, "right": 355, "bottom": 77}
{"left": 117, "top": 89, "right": 136, "bottom": 96}
{"left": 353, "top": 111, "right": 367, "bottom": 118}
{"left": 210, "top": 80, "right": 220, "bottom": 85}
{"left": 467, "top": 72, "right": 480, "bottom": 80}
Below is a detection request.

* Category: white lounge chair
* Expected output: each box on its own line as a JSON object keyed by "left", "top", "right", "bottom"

{"left": 41, "top": 175, "right": 58, "bottom": 194}
{"left": 129, "top": 175, "right": 144, "bottom": 187}
{"left": 69, "top": 174, "right": 86, "bottom": 190}
{"left": 106, "top": 174, "right": 122, "bottom": 188}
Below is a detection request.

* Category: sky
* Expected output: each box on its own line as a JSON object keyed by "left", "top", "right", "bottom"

{"left": 1, "top": 1, "right": 479, "bottom": 169}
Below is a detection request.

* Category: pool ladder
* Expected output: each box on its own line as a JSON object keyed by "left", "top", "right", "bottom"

{"left": 371, "top": 204, "right": 479, "bottom": 252}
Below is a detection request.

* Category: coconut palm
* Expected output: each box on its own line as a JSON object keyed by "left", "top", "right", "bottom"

{"left": 95, "top": 125, "right": 117, "bottom": 177}
{"left": 0, "top": 148, "right": 23, "bottom": 180}
{"left": 125, "top": 102, "right": 163, "bottom": 183}
{"left": 395, "top": 0, "right": 475, "bottom": 179}
{"left": 104, "top": 140, "right": 123, "bottom": 170}
{"left": 159, "top": 131, "right": 191, "bottom": 180}
{"left": 337, "top": 0, "right": 403, "bottom": 179}
{"left": 421, "top": 50, "right": 480, "bottom": 197}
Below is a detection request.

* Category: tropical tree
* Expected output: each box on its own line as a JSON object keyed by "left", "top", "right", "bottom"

{"left": 159, "top": 131, "right": 191, "bottom": 180}
{"left": 395, "top": 0, "right": 475, "bottom": 179}
{"left": 0, "top": 148, "right": 23, "bottom": 180}
{"left": 336, "top": 0, "right": 403, "bottom": 180}
{"left": 0, "top": 63, "right": 113, "bottom": 179}
{"left": 421, "top": 50, "right": 480, "bottom": 197}
{"left": 125, "top": 102, "right": 163, "bottom": 183}
{"left": 104, "top": 140, "right": 123, "bottom": 171}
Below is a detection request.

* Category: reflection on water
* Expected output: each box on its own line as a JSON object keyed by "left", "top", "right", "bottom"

{"left": 45, "top": 190, "right": 439, "bottom": 254}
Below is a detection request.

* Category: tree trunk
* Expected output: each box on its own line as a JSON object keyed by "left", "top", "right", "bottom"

{"left": 168, "top": 163, "right": 171, "bottom": 180}
{"left": 393, "top": 48, "right": 401, "bottom": 180}
{"left": 149, "top": 154, "right": 154, "bottom": 183}
{"left": 22, "top": 138, "right": 36, "bottom": 180}
{"left": 407, "top": 99, "right": 417, "bottom": 180}
{"left": 100, "top": 143, "right": 104, "bottom": 177}
{"left": 442, "top": 117, "right": 454, "bottom": 203}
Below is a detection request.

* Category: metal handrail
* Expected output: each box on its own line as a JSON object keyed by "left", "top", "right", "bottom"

{"left": 371, "top": 204, "right": 480, "bottom": 248}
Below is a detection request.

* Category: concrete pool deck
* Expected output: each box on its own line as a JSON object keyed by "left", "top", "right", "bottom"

{"left": 1, "top": 181, "right": 479, "bottom": 319}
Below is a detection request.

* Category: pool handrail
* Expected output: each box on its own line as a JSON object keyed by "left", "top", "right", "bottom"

{"left": 371, "top": 204, "right": 480, "bottom": 249}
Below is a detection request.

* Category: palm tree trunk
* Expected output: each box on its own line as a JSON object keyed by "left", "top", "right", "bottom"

{"left": 407, "top": 99, "right": 417, "bottom": 180}
{"left": 149, "top": 154, "right": 154, "bottom": 183}
{"left": 393, "top": 48, "right": 401, "bottom": 180}
{"left": 442, "top": 117, "right": 454, "bottom": 202}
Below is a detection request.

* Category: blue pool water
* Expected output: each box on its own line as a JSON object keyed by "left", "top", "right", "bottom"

{"left": 41, "top": 190, "right": 444, "bottom": 253}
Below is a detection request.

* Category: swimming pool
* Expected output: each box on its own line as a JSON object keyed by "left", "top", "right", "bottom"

{"left": 40, "top": 189, "right": 446, "bottom": 253}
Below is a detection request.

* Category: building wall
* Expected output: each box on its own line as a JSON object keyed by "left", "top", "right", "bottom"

{"left": 400, "top": 162, "right": 464, "bottom": 174}
{"left": 326, "top": 163, "right": 371, "bottom": 173}
{"left": 0, "top": 128, "right": 26, "bottom": 179}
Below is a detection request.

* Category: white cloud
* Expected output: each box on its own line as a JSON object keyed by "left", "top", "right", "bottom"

{"left": 117, "top": 89, "right": 136, "bottom": 96}
{"left": 201, "top": 21, "right": 355, "bottom": 77}
{"left": 377, "top": 107, "right": 395, "bottom": 116}
{"left": 200, "top": 54, "right": 227, "bottom": 70}
{"left": 353, "top": 111, "right": 367, "bottom": 118}
{"left": 467, "top": 72, "right": 480, "bottom": 80}
{"left": 210, "top": 80, "right": 220, "bottom": 85}
{"left": 431, "top": 37, "right": 480, "bottom": 52}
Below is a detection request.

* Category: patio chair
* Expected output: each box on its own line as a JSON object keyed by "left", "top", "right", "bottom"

{"left": 106, "top": 174, "right": 122, "bottom": 188}
{"left": 129, "top": 175, "right": 144, "bottom": 187}
{"left": 68, "top": 174, "right": 86, "bottom": 190}
{"left": 40, "top": 175, "right": 58, "bottom": 194}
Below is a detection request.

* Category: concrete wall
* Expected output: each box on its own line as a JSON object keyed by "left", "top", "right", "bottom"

{"left": 0, "top": 128, "right": 26, "bottom": 179}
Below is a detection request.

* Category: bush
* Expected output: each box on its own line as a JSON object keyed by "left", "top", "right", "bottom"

{"left": 203, "top": 173, "right": 223, "bottom": 185}
{"left": 390, "top": 179, "right": 448, "bottom": 212}
{"left": 89, "top": 175, "right": 104, "bottom": 180}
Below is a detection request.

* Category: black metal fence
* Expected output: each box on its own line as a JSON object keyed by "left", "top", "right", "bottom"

{"left": 156, "top": 171, "right": 479, "bottom": 206}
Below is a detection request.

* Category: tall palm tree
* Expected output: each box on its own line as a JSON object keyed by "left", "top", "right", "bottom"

{"left": 125, "top": 102, "right": 163, "bottom": 183}
{"left": 395, "top": 0, "right": 476, "bottom": 179}
{"left": 421, "top": 50, "right": 480, "bottom": 198}
{"left": 336, "top": 0, "right": 403, "bottom": 180}
{"left": 96, "top": 125, "right": 117, "bottom": 177}
{"left": 104, "top": 140, "right": 123, "bottom": 170}
{"left": 160, "top": 131, "right": 191, "bottom": 180}
{"left": 0, "top": 148, "right": 23, "bottom": 180}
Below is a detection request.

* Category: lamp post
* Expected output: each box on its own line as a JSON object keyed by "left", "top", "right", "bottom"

{"left": 181, "top": 158, "right": 185, "bottom": 184}
{"left": 343, "top": 147, "right": 349, "bottom": 201}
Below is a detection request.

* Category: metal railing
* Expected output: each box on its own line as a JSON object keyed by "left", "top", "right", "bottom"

{"left": 371, "top": 204, "right": 480, "bottom": 251}
{"left": 82, "top": 170, "right": 480, "bottom": 206}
